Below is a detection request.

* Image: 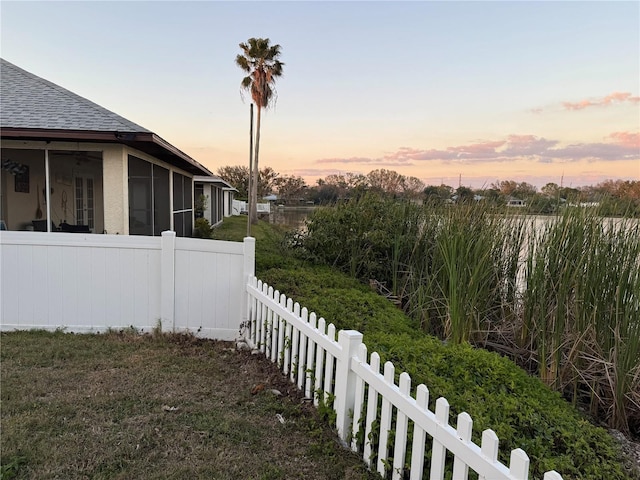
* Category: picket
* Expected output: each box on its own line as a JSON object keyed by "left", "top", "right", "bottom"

{"left": 323, "top": 323, "right": 336, "bottom": 406}
{"left": 452, "top": 413, "right": 473, "bottom": 480}
{"left": 351, "top": 343, "right": 368, "bottom": 452}
{"left": 409, "top": 385, "right": 429, "bottom": 480}
{"left": 392, "top": 372, "right": 411, "bottom": 480}
{"left": 297, "top": 308, "right": 309, "bottom": 391}
{"left": 479, "top": 430, "right": 500, "bottom": 480}
{"left": 283, "top": 301, "right": 293, "bottom": 375}
{"left": 430, "top": 398, "right": 449, "bottom": 480}
{"left": 244, "top": 276, "right": 564, "bottom": 480}
{"left": 377, "top": 362, "right": 395, "bottom": 476}
{"left": 313, "top": 317, "right": 326, "bottom": 407}
{"left": 363, "top": 352, "right": 381, "bottom": 468}
{"left": 305, "top": 313, "right": 317, "bottom": 398}
{"left": 290, "top": 303, "right": 301, "bottom": 383}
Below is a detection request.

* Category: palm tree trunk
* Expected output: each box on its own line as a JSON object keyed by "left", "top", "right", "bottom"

{"left": 247, "top": 103, "right": 254, "bottom": 236}
{"left": 251, "top": 105, "right": 262, "bottom": 224}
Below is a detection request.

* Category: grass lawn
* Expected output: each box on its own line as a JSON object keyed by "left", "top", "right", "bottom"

{"left": 1, "top": 330, "right": 379, "bottom": 480}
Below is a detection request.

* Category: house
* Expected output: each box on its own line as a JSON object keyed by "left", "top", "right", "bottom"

{"left": 505, "top": 196, "right": 526, "bottom": 207}
{"left": 194, "top": 175, "right": 236, "bottom": 227}
{"left": 0, "top": 58, "right": 216, "bottom": 236}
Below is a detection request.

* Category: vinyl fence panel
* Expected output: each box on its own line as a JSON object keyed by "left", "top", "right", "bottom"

{"left": 0, "top": 231, "right": 254, "bottom": 340}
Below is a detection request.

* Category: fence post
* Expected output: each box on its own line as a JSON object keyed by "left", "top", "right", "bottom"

{"left": 160, "top": 231, "right": 176, "bottom": 333}
{"left": 335, "top": 329, "right": 363, "bottom": 444}
{"left": 242, "top": 237, "right": 256, "bottom": 338}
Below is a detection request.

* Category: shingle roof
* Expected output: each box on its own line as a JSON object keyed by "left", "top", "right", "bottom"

{"left": 0, "top": 58, "right": 150, "bottom": 132}
{"left": 0, "top": 58, "right": 214, "bottom": 176}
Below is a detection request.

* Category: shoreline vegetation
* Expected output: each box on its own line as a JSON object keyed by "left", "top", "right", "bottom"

{"left": 213, "top": 199, "right": 639, "bottom": 479}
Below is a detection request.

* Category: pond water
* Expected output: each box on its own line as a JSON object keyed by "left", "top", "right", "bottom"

{"left": 268, "top": 206, "right": 316, "bottom": 229}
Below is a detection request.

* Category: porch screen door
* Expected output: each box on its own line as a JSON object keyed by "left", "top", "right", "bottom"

{"left": 75, "top": 176, "right": 94, "bottom": 230}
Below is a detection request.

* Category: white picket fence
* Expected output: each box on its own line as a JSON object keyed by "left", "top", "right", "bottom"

{"left": 0, "top": 231, "right": 255, "bottom": 340}
{"left": 245, "top": 276, "right": 563, "bottom": 480}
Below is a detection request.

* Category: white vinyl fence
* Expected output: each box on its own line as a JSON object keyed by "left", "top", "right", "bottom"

{"left": 0, "top": 231, "right": 255, "bottom": 340}
{"left": 232, "top": 200, "right": 271, "bottom": 215}
{"left": 245, "top": 276, "right": 564, "bottom": 480}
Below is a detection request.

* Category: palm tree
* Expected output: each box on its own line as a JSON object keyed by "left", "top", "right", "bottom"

{"left": 236, "top": 37, "right": 284, "bottom": 224}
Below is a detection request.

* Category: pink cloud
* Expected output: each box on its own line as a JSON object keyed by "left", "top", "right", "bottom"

{"left": 563, "top": 99, "right": 594, "bottom": 111}
{"left": 446, "top": 140, "right": 506, "bottom": 159}
{"left": 562, "top": 91, "right": 638, "bottom": 110}
{"left": 382, "top": 148, "right": 455, "bottom": 162}
{"left": 315, "top": 156, "right": 415, "bottom": 167}
{"left": 316, "top": 156, "right": 379, "bottom": 165}
{"left": 501, "top": 135, "right": 559, "bottom": 156}
{"left": 609, "top": 131, "right": 640, "bottom": 148}
{"left": 287, "top": 168, "right": 343, "bottom": 176}
{"left": 314, "top": 133, "right": 640, "bottom": 167}
{"left": 549, "top": 143, "right": 635, "bottom": 161}
{"left": 603, "top": 92, "right": 631, "bottom": 104}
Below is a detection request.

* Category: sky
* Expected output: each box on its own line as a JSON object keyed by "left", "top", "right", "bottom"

{"left": 1, "top": 1, "right": 639, "bottom": 189}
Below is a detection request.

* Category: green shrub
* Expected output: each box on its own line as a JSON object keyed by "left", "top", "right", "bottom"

{"left": 365, "top": 333, "right": 627, "bottom": 479}
{"left": 261, "top": 267, "right": 420, "bottom": 337}
{"left": 194, "top": 217, "right": 214, "bottom": 238}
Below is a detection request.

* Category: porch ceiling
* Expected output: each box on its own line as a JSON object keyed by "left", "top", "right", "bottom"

{"left": 1, "top": 128, "right": 213, "bottom": 176}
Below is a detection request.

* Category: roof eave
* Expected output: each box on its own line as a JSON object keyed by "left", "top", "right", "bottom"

{"left": 193, "top": 175, "right": 236, "bottom": 191}
{"left": 0, "top": 128, "right": 213, "bottom": 176}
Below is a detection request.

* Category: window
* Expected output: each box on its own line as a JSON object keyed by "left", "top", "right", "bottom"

{"left": 172, "top": 173, "right": 192, "bottom": 237}
{"left": 128, "top": 156, "right": 170, "bottom": 236}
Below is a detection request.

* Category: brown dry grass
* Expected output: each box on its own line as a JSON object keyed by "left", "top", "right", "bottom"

{"left": 1, "top": 330, "right": 379, "bottom": 480}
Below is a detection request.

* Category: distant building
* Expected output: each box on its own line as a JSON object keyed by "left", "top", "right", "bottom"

{"left": 506, "top": 196, "right": 526, "bottom": 207}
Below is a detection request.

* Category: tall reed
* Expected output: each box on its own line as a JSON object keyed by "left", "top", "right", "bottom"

{"left": 434, "top": 206, "right": 499, "bottom": 343}
{"left": 521, "top": 208, "right": 640, "bottom": 432}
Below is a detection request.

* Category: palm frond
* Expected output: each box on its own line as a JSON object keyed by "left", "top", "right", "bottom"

{"left": 235, "top": 37, "right": 284, "bottom": 110}
{"left": 235, "top": 55, "right": 251, "bottom": 72}
{"left": 241, "top": 76, "right": 252, "bottom": 90}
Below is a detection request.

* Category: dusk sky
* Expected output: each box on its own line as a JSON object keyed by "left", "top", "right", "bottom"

{"left": 1, "top": 1, "right": 638, "bottom": 189}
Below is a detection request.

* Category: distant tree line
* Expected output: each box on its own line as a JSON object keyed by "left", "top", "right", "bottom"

{"left": 216, "top": 165, "right": 640, "bottom": 215}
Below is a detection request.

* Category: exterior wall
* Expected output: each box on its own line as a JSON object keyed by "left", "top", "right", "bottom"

{"left": 216, "top": 187, "right": 224, "bottom": 224}
{"left": 200, "top": 183, "right": 214, "bottom": 224}
{"left": 194, "top": 182, "right": 227, "bottom": 227}
{"left": 103, "top": 145, "right": 127, "bottom": 234}
{"left": 224, "top": 190, "right": 234, "bottom": 217}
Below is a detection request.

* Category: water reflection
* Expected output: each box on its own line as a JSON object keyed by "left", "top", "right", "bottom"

{"left": 268, "top": 206, "right": 316, "bottom": 229}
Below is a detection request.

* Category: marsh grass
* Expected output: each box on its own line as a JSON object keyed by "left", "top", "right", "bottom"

{"left": 522, "top": 209, "right": 640, "bottom": 433}
{"left": 298, "top": 197, "right": 639, "bottom": 433}
{"left": 0, "top": 329, "right": 379, "bottom": 480}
